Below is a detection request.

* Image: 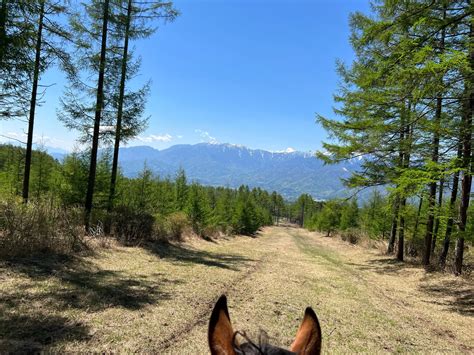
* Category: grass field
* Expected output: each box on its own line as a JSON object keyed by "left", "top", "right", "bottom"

{"left": 1, "top": 226, "right": 472, "bottom": 353}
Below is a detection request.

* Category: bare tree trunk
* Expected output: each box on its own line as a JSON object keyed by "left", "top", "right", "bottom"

{"left": 0, "top": 0, "right": 7, "bottom": 64}
{"left": 439, "top": 165, "right": 460, "bottom": 267}
{"left": 22, "top": 0, "right": 45, "bottom": 203}
{"left": 423, "top": 12, "right": 445, "bottom": 266}
{"left": 413, "top": 196, "right": 423, "bottom": 240}
{"left": 454, "top": 19, "right": 474, "bottom": 275}
{"left": 397, "top": 197, "right": 406, "bottom": 261}
{"left": 85, "top": 0, "right": 110, "bottom": 228}
{"left": 388, "top": 198, "right": 399, "bottom": 254}
{"left": 431, "top": 179, "right": 444, "bottom": 253}
{"left": 397, "top": 106, "right": 412, "bottom": 262}
{"left": 107, "top": 0, "right": 133, "bottom": 232}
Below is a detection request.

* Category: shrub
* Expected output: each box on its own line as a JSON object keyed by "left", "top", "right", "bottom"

{"left": 111, "top": 206, "right": 154, "bottom": 245}
{"left": 0, "top": 199, "right": 85, "bottom": 258}
{"left": 165, "top": 211, "right": 189, "bottom": 240}
{"left": 340, "top": 228, "right": 361, "bottom": 244}
{"left": 152, "top": 214, "right": 168, "bottom": 241}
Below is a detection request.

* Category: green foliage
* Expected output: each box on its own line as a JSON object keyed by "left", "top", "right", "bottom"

{"left": 315, "top": 201, "right": 341, "bottom": 237}
{"left": 232, "top": 195, "right": 261, "bottom": 235}
{"left": 186, "top": 183, "right": 211, "bottom": 235}
{"left": 339, "top": 199, "right": 359, "bottom": 230}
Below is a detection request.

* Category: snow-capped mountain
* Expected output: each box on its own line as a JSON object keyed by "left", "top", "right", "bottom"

{"left": 116, "top": 143, "right": 361, "bottom": 200}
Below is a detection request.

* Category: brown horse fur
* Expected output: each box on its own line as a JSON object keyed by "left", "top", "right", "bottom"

{"left": 208, "top": 295, "right": 322, "bottom": 355}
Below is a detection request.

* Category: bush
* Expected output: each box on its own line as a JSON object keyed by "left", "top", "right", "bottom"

{"left": 111, "top": 206, "right": 154, "bottom": 245}
{"left": 0, "top": 199, "right": 85, "bottom": 258}
{"left": 165, "top": 211, "right": 189, "bottom": 240}
{"left": 340, "top": 228, "right": 361, "bottom": 244}
{"left": 152, "top": 214, "right": 168, "bottom": 241}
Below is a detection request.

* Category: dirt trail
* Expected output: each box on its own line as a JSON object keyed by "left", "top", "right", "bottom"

{"left": 162, "top": 227, "right": 473, "bottom": 354}
{"left": 1, "top": 226, "right": 472, "bottom": 353}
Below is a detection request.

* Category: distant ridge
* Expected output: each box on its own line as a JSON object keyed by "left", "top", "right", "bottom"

{"left": 114, "top": 143, "right": 361, "bottom": 200}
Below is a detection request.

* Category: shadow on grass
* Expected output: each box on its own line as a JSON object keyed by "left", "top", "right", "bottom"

{"left": 348, "top": 257, "right": 473, "bottom": 317}
{"left": 0, "top": 313, "right": 90, "bottom": 353}
{"left": 419, "top": 278, "right": 474, "bottom": 316}
{"left": 143, "top": 241, "right": 253, "bottom": 271}
{"left": 347, "top": 257, "right": 420, "bottom": 275}
{"left": 2, "top": 254, "right": 177, "bottom": 311}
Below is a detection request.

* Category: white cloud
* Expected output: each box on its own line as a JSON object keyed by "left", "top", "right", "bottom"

{"left": 195, "top": 129, "right": 218, "bottom": 144}
{"left": 136, "top": 133, "right": 173, "bottom": 143}
{"left": 274, "top": 147, "right": 297, "bottom": 154}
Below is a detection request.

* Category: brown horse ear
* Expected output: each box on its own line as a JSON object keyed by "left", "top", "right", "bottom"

{"left": 290, "top": 307, "right": 322, "bottom": 355}
{"left": 208, "top": 295, "right": 236, "bottom": 355}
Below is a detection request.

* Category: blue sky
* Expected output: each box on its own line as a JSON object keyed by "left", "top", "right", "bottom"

{"left": 0, "top": 0, "right": 371, "bottom": 153}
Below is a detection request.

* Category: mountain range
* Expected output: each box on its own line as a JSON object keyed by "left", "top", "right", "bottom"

{"left": 94, "top": 143, "right": 361, "bottom": 200}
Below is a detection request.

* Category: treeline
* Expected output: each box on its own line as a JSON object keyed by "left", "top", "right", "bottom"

{"left": 317, "top": 1, "right": 473, "bottom": 274}
{"left": 0, "top": 144, "right": 285, "bottom": 246}
{"left": 295, "top": 192, "right": 473, "bottom": 260}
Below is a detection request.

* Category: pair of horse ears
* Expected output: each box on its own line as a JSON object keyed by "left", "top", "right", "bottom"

{"left": 208, "top": 295, "right": 322, "bottom": 355}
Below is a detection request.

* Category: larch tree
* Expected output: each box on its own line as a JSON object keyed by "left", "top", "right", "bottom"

{"left": 106, "top": 0, "right": 178, "bottom": 215}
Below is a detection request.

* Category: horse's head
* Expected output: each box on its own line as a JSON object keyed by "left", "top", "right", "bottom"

{"left": 208, "top": 295, "right": 322, "bottom": 355}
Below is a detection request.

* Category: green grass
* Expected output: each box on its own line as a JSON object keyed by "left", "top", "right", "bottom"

{"left": 1, "top": 227, "right": 472, "bottom": 353}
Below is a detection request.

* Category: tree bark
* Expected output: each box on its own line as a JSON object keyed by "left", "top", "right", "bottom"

{"left": 387, "top": 198, "right": 399, "bottom": 254}
{"left": 454, "top": 16, "right": 474, "bottom": 276}
{"left": 0, "top": 0, "right": 7, "bottom": 64}
{"left": 22, "top": 0, "right": 45, "bottom": 203}
{"left": 85, "top": 0, "right": 110, "bottom": 228}
{"left": 107, "top": 0, "right": 133, "bottom": 225}
{"left": 439, "top": 146, "right": 462, "bottom": 267}
{"left": 397, "top": 197, "right": 406, "bottom": 261}
{"left": 431, "top": 179, "right": 444, "bottom": 253}
{"left": 413, "top": 196, "right": 423, "bottom": 240}
{"left": 423, "top": 9, "right": 446, "bottom": 266}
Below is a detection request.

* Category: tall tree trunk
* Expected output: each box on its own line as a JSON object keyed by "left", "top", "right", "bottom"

{"left": 454, "top": 17, "right": 474, "bottom": 275}
{"left": 388, "top": 198, "right": 399, "bottom": 253}
{"left": 423, "top": 11, "right": 446, "bottom": 266}
{"left": 431, "top": 179, "right": 444, "bottom": 253}
{"left": 85, "top": 0, "right": 110, "bottom": 228}
{"left": 397, "top": 197, "right": 406, "bottom": 261}
{"left": 107, "top": 0, "right": 133, "bottom": 229}
{"left": 413, "top": 196, "right": 423, "bottom": 240}
{"left": 0, "top": 0, "right": 7, "bottom": 64}
{"left": 397, "top": 105, "right": 412, "bottom": 262}
{"left": 439, "top": 156, "right": 460, "bottom": 267}
{"left": 22, "top": 0, "right": 45, "bottom": 203}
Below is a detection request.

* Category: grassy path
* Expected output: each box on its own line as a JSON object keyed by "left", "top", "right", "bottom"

{"left": 1, "top": 227, "right": 472, "bottom": 353}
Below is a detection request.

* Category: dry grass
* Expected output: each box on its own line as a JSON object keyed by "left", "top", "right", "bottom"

{"left": 0, "top": 227, "right": 472, "bottom": 353}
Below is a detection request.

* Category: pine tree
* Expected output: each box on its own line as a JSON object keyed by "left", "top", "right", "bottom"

{"left": 22, "top": 0, "right": 72, "bottom": 203}
{"left": 107, "top": 0, "right": 177, "bottom": 213}
{"left": 339, "top": 199, "right": 359, "bottom": 230}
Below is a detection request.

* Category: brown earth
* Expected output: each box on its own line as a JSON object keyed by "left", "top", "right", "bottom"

{"left": 1, "top": 226, "right": 472, "bottom": 353}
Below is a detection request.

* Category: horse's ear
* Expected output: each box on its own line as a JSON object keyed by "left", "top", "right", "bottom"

{"left": 290, "top": 307, "right": 322, "bottom": 355}
{"left": 208, "top": 295, "right": 236, "bottom": 355}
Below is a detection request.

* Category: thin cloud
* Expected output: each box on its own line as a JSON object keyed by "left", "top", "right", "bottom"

{"left": 137, "top": 133, "right": 173, "bottom": 143}
{"left": 195, "top": 129, "right": 218, "bottom": 144}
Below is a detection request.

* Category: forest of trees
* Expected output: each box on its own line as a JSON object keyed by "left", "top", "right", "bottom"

{"left": 0, "top": 144, "right": 286, "bottom": 247}
{"left": 315, "top": 0, "right": 473, "bottom": 274}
